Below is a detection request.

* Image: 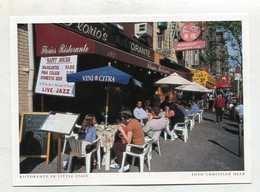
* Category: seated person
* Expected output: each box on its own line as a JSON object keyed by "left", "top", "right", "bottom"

{"left": 160, "top": 96, "right": 170, "bottom": 110}
{"left": 142, "top": 107, "right": 168, "bottom": 140}
{"left": 133, "top": 100, "right": 148, "bottom": 124}
{"left": 187, "top": 100, "right": 200, "bottom": 115}
{"left": 114, "top": 122, "right": 128, "bottom": 145}
{"left": 144, "top": 99, "right": 152, "bottom": 114}
{"left": 111, "top": 109, "right": 145, "bottom": 172}
{"left": 165, "top": 104, "right": 185, "bottom": 140}
{"left": 235, "top": 103, "right": 243, "bottom": 117}
{"left": 78, "top": 114, "right": 97, "bottom": 168}
{"left": 176, "top": 102, "right": 188, "bottom": 117}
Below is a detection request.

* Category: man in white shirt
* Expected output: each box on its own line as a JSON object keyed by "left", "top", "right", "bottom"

{"left": 133, "top": 101, "right": 148, "bottom": 124}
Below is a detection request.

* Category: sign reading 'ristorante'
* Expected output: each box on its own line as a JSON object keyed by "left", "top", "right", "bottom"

{"left": 56, "top": 23, "right": 154, "bottom": 61}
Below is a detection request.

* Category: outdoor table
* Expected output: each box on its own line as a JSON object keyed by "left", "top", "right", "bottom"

{"left": 96, "top": 124, "right": 118, "bottom": 170}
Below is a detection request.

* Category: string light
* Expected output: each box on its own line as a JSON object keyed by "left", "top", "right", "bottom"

{"left": 148, "top": 71, "right": 151, "bottom": 75}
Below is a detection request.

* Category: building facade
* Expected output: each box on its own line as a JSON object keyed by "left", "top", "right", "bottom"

{"left": 17, "top": 22, "right": 191, "bottom": 123}
{"left": 18, "top": 25, "right": 30, "bottom": 114}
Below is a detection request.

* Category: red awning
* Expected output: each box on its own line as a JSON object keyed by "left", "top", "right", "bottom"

{"left": 35, "top": 24, "right": 95, "bottom": 56}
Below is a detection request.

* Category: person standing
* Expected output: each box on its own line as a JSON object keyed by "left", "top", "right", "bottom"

{"left": 202, "top": 93, "right": 208, "bottom": 109}
{"left": 213, "top": 93, "right": 226, "bottom": 124}
{"left": 208, "top": 93, "right": 214, "bottom": 111}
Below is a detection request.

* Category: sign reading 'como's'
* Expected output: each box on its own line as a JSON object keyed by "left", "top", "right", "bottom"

{"left": 56, "top": 23, "right": 154, "bottom": 61}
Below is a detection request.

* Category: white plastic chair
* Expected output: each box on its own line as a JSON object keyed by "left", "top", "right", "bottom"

{"left": 119, "top": 138, "right": 154, "bottom": 173}
{"left": 67, "top": 138, "right": 101, "bottom": 173}
{"left": 173, "top": 119, "right": 190, "bottom": 143}
{"left": 186, "top": 113, "right": 199, "bottom": 130}
{"left": 62, "top": 124, "right": 81, "bottom": 154}
{"left": 197, "top": 109, "right": 204, "bottom": 123}
{"left": 164, "top": 123, "right": 169, "bottom": 140}
{"left": 146, "top": 130, "right": 163, "bottom": 157}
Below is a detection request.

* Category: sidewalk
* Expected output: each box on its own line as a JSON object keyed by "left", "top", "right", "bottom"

{"left": 20, "top": 111, "right": 244, "bottom": 174}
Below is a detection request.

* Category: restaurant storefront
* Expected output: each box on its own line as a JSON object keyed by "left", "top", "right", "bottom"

{"left": 34, "top": 23, "right": 190, "bottom": 123}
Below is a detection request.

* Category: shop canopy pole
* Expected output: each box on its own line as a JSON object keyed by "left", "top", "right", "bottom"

{"left": 105, "top": 83, "right": 110, "bottom": 127}
{"left": 41, "top": 95, "right": 44, "bottom": 112}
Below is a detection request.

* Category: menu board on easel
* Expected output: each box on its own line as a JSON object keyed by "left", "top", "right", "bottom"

{"left": 40, "top": 112, "right": 80, "bottom": 173}
{"left": 41, "top": 112, "right": 79, "bottom": 135}
{"left": 40, "top": 112, "right": 80, "bottom": 135}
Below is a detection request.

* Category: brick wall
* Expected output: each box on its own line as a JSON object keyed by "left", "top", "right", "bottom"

{"left": 18, "top": 26, "right": 29, "bottom": 114}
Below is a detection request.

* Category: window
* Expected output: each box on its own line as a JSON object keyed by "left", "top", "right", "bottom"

{"left": 157, "top": 35, "right": 164, "bottom": 49}
{"left": 139, "top": 24, "right": 146, "bottom": 31}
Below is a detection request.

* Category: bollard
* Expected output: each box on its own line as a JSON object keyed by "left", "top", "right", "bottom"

{"left": 238, "top": 116, "right": 244, "bottom": 157}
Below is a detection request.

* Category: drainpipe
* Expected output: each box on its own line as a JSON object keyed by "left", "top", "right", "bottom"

{"left": 27, "top": 24, "right": 34, "bottom": 112}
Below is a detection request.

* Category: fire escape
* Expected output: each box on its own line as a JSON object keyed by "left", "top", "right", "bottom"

{"left": 156, "top": 22, "right": 180, "bottom": 60}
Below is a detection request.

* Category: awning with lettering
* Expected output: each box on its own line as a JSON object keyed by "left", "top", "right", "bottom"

{"left": 35, "top": 24, "right": 95, "bottom": 56}
{"left": 216, "top": 82, "right": 232, "bottom": 88}
{"left": 35, "top": 24, "right": 189, "bottom": 76}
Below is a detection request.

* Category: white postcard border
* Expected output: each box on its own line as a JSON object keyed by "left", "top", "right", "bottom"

{"left": 11, "top": 14, "right": 251, "bottom": 186}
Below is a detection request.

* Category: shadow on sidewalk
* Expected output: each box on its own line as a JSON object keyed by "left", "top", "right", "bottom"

{"left": 225, "top": 122, "right": 238, "bottom": 128}
{"left": 222, "top": 127, "right": 239, "bottom": 135}
{"left": 208, "top": 140, "right": 239, "bottom": 157}
{"left": 203, "top": 117, "right": 215, "bottom": 123}
{"left": 20, "top": 158, "right": 45, "bottom": 173}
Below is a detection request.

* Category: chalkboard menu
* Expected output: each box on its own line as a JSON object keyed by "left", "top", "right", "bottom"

{"left": 19, "top": 112, "right": 51, "bottom": 164}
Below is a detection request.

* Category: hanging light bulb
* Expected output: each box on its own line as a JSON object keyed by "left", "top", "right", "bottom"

{"left": 148, "top": 71, "right": 151, "bottom": 75}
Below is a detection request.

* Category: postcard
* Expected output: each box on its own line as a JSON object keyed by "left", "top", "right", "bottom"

{"left": 11, "top": 14, "right": 250, "bottom": 186}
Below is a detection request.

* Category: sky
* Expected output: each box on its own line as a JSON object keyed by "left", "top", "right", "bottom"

{"left": 224, "top": 31, "right": 242, "bottom": 68}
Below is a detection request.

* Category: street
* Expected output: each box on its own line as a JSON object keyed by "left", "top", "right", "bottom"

{"left": 20, "top": 111, "right": 244, "bottom": 174}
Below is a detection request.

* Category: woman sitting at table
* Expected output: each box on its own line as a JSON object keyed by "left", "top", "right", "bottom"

{"left": 78, "top": 114, "right": 97, "bottom": 168}
{"left": 114, "top": 122, "right": 128, "bottom": 144}
{"left": 165, "top": 104, "right": 185, "bottom": 140}
{"left": 110, "top": 109, "right": 145, "bottom": 172}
